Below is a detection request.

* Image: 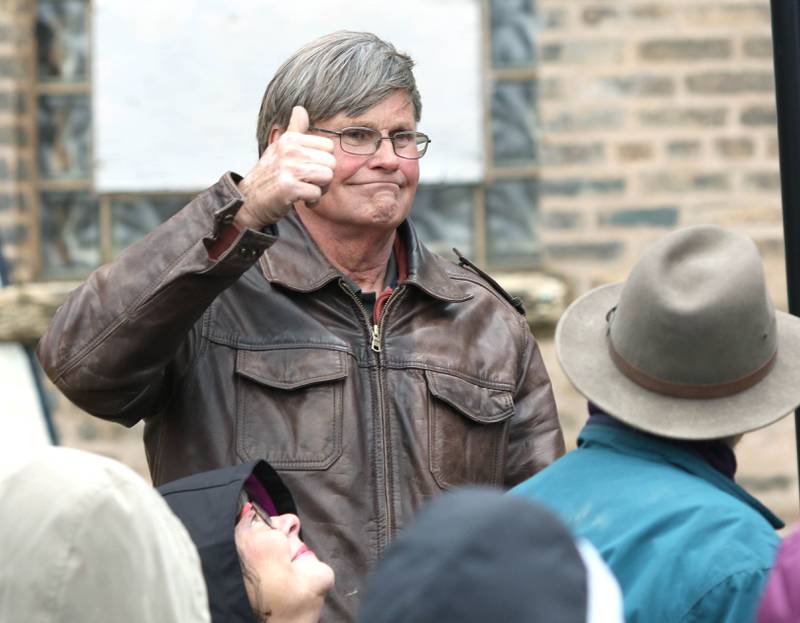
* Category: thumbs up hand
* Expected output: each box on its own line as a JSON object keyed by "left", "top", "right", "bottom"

{"left": 235, "top": 106, "right": 336, "bottom": 229}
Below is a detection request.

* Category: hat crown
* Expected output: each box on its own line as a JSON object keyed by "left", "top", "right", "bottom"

{"left": 610, "top": 226, "right": 776, "bottom": 388}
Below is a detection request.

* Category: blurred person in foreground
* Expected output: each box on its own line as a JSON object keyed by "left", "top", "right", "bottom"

{"left": 356, "top": 487, "right": 624, "bottom": 623}
{"left": 159, "top": 460, "right": 334, "bottom": 623}
{"left": 756, "top": 527, "right": 800, "bottom": 623}
{"left": 36, "top": 30, "right": 564, "bottom": 621}
{"left": 0, "top": 446, "right": 210, "bottom": 623}
{"left": 511, "top": 225, "right": 800, "bottom": 623}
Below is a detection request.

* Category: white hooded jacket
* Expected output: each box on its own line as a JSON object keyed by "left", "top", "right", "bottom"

{"left": 0, "top": 446, "right": 210, "bottom": 622}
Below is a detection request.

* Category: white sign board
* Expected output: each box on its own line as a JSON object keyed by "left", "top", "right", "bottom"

{"left": 93, "top": 0, "right": 484, "bottom": 192}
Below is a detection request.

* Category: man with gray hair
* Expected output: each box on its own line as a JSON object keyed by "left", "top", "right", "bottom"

{"left": 38, "top": 31, "right": 564, "bottom": 621}
{"left": 512, "top": 225, "right": 800, "bottom": 623}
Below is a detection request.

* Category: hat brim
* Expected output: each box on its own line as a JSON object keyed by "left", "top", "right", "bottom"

{"left": 556, "top": 283, "right": 800, "bottom": 439}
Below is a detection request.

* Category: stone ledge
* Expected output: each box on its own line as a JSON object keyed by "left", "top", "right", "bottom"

{"left": 0, "top": 280, "right": 80, "bottom": 344}
{"left": 494, "top": 272, "right": 568, "bottom": 327}
{"left": 0, "top": 274, "right": 569, "bottom": 343}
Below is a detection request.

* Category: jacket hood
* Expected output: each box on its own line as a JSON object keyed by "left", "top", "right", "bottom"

{"left": 0, "top": 446, "right": 210, "bottom": 623}
{"left": 357, "top": 487, "right": 619, "bottom": 623}
{"left": 158, "top": 460, "right": 297, "bottom": 623}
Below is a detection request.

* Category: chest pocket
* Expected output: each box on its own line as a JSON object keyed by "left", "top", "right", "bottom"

{"left": 235, "top": 347, "right": 347, "bottom": 470}
{"left": 425, "top": 369, "right": 515, "bottom": 490}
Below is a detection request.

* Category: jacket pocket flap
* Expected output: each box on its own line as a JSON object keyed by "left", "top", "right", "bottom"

{"left": 236, "top": 348, "right": 347, "bottom": 390}
{"left": 424, "top": 370, "right": 514, "bottom": 424}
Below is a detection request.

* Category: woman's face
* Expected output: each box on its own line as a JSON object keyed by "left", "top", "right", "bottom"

{"left": 235, "top": 502, "right": 335, "bottom": 621}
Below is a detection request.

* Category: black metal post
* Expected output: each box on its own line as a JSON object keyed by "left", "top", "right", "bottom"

{"left": 770, "top": 0, "right": 800, "bottom": 505}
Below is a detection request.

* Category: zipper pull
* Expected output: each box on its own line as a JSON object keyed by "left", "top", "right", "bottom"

{"left": 371, "top": 324, "right": 381, "bottom": 352}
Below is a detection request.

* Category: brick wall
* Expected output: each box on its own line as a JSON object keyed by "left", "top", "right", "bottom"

{"left": 0, "top": 0, "right": 35, "bottom": 282}
{"left": 534, "top": 1, "right": 796, "bottom": 522}
{"left": 536, "top": 0, "right": 785, "bottom": 308}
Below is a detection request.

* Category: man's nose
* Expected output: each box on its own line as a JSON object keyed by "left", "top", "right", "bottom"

{"left": 368, "top": 137, "right": 400, "bottom": 169}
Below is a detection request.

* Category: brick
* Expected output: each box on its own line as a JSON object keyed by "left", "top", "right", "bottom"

{"left": 686, "top": 71, "right": 774, "bottom": 94}
{"left": 714, "top": 138, "right": 754, "bottom": 159}
{"left": 741, "top": 106, "right": 777, "bottom": 126}
{"left": 542, "top": 211, "right": 583, "bottom": 230}
{"left": 744, "top": 172, "right": 781, "bottom": 192}
{"left": 617, "top": 142, "right": 654, "bottom": 162}
{"left": 541, "top": 41, "right": 625, "bottom": 64}
{"left": 599, "top": 206, "right": 678, "bottom": 228}
{"left": 544, "top": 109, "right": 625, "bottom": 133}
{"left": 0, "top": 125, "right": 27, "bottom": 146}
{"left": 766, "top": 137, "right": 780, "bottom": 158}
{"left": 541, "top": 8, "right": 568, "bottom": 29}
{"left": 640, "top": 38, "right": 731, "bottom": 61}
{"left": 685, "top": 4, "right": 770, "bottom": 27}
{"left": 0, "top": 56, "right": 20, "bottom": 78}
{"left": 541, "top": 177, "right": 625, "bottom": 197}
{"left": 1, "top": 223, "right": 27, "bottom": 243}
{"left": 666, "top": 140, "right": 702, "bottom": 158}
{"left": 0, "top": 191, "right": 13, "bottom": 211}
{"left": 582, "top": 6, "right": 619, "bottom": 26}
{"left": 538, "top": 77, "right": 562, "bottom": 100}
{"left": 642, "top": 172, "right": 729, "bottom": 193}
{"left": 546, "top": 242, "right": 624, "bottom": 261}
{"left": 639, "top": 107, "right": 727, "bottom": 128}
{"left": 600, "top": 75, "right": 675, "bottom": 97}
{"left": 743, "top": 37, "right": 773, "bottom": 59}
{"left": 541, "top": 142, "right": 605, "bottom": 166}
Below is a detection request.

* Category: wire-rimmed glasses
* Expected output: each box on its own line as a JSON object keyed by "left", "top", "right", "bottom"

{"left": 309, "top": 126, "right": 431, "bottom": 159}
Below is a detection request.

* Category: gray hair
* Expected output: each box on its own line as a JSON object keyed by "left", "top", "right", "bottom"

{"left": 256, "top": 31, "right": 422, "bottom": 155}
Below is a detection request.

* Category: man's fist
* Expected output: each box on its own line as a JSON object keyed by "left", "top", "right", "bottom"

{"left": 235, "top": 106, "right": 336, "bottom": 230}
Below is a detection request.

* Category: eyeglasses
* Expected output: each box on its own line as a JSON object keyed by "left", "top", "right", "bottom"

{"left": 308, "top": 126, "right": 431, "bottom": 159}
{"left": 239, "top": 500, "right": 274, "bottom": 528}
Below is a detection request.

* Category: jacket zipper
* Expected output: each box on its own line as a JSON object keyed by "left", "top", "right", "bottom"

{"left": 339, "top": 281, "right": 404, "bottom": 550}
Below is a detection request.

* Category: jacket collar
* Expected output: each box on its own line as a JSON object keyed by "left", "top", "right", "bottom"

{"left": 578, "top": 422, "right": 785, "bottom": 530}
{"left": 260, "top": 210, "right": 471, "bottom": 303}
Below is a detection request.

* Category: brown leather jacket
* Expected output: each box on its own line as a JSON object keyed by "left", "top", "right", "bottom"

{"left": 37, "top": 173, "right": 564, "bottom": 622}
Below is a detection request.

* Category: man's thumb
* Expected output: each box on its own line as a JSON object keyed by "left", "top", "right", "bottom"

{"left": 287, "top": 106, "right": 309, "bottom": 133}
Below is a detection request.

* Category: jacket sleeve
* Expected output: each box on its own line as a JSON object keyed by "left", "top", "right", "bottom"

{"left": 503, "top": 327, "right": 565, "bottom": 487}
{"left": 681, "top": 568, "right": 770, "bottom": 623}
{"left": 36, "top": 173, "right": 276, "bottom": 426}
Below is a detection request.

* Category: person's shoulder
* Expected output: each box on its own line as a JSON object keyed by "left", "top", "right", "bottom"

{"left": 438, "top": 248, "right": 527, "bottom": 317}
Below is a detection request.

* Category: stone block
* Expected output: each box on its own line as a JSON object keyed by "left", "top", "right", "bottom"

{"left": 617, "top": 142, "right": 654, "bottom": 162}
{"left": 541, "top": 142, "right": 605, "bottom": 166}
{"left": 0, "top": 56, "right": 19, "bottom": 79}
{"left": 639, "top": 38, "right": 731, "bottom": 61}
{"left": 545, "top": 241, "right": 624, "bottom": 261}
{"left": 542, "top": 211, "right": 583, "bottom": 230}
{"left": 638, "top": 107, "right": 727, "bottom": 127}
{"left": 714, "top": 137, "right": 755, "bottom": 159}
{"left": 544, "top": 109, "right": 625, "bottom": 133}
{"left": 743, "top": 37, "right": 773, "bottom": 59}
{"left": 686, "top": 71, "right": 774, "bottom": 94}
{"left": 540, "top": 177, "right": 625, "bottom": 197}
{"left": 666, "top": 140, "right": 702, "bottom": 158}
{"left": 641, "top": 172, "right": 729, "bottom": 193}
{"left": 685, "top": 4, "right": 770, "bottom": 27}
{"left": 581, "top": 6, "right": 619, "bottom": 26}
{"left": 541, "top": 40, "right": 625, "bottom": 64}
{"left": 598, "top": 206, "right": 679, "bottom": 228}
{"left": 600, "top": 75, "right": 675, "bottom": 97}
{"left": 741, "top": 105, "right": 777, "bottom": 126}
{"left": 744, "top": 171, "right": 781, "bottom": 192}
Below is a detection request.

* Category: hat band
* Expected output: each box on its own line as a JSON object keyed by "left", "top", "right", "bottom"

{"left": 608, "top": 340, "right": 777, "bottom": 399}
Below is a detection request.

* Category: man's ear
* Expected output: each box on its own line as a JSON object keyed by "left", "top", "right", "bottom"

{"left": 267, "top": 125, "right": 283, "bottom": 147}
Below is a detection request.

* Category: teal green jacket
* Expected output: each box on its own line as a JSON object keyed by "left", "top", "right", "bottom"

{"left": 511, "top": 423, "right": 782, "bottom": 623}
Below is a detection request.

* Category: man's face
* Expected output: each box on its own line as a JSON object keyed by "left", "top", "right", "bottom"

{"left": 303, "top": 90, "right": 420, "bottom": 232}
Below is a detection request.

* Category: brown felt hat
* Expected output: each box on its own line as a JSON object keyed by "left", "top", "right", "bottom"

{"left": 555, "top": 225, "right": 800, "bottom": 440}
